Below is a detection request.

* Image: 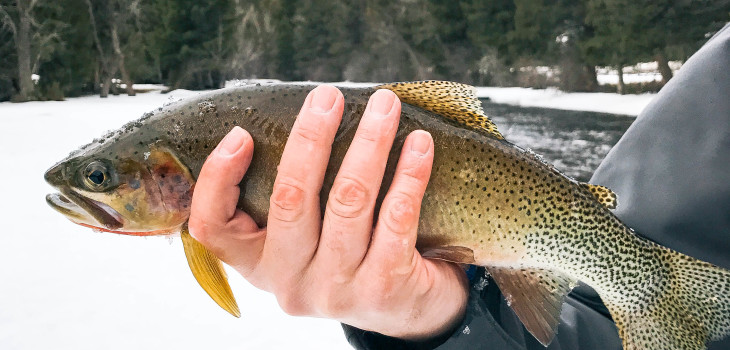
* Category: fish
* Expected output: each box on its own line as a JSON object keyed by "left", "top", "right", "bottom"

{"left": 44, "top": 81, "right": 730, "bottom": 350}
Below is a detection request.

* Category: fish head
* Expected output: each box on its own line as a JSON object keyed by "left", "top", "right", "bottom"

{"left": 45, "top": 139, "right": 195, "bottom": 236}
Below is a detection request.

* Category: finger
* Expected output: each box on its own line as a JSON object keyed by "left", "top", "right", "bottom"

{"left": 263, "top": 85, "right": 344, "bottom": 271}
{"left": 365, "top": 130, "right": 434, "bottom": 274}
{"left": 188, "top": 127, "right": 262, "bottom": 268}
{"left": 316, "top": 90, "right": 400, "bottom": 278}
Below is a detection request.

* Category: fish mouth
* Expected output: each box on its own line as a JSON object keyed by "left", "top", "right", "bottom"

{"left": 46, "top": 189, "right": 124, "bottom": 231}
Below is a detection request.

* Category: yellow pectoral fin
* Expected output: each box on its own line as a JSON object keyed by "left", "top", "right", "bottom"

{"left": 181, "top": 227, "right": 241, "bottom": 317}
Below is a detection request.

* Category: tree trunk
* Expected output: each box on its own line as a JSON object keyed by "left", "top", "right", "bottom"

{"left": 85, "top": 0, "right": 115, "bottom": 98}
{"left": 101, "top": 75, "right": 112, "bottom": 98}
{"left": 655, "top": 51, "right": 673, "bottom": 85}
{"left": 111, "top": 24, "right": 135, "bottom": 96}
{"left": 582, "top": 64, "right": 598, "bottom": 92}
{"left": 617, "top": 65, "right": 625, "bottom": 95}
{"left": 15, "top": 0, "right": 34, "bottom": 101}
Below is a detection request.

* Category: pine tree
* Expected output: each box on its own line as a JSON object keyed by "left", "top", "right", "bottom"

{"left": 152, "top": 0, "right": 235, "bottom": 89}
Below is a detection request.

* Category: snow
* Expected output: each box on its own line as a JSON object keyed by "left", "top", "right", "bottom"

{"left": 229, "top": 79, "right": 655, "bottom": 116}
{"left": 0, "top": 90, "right": 351, "bottom": 350}
{"left": 0, "top": 83, "right": 652, "bottom": 349}
{"left": 476, "top": 87, "right": 654, "bottom": 116}
{"left": 596, "top": 72, "right": 663, "bottom": 85}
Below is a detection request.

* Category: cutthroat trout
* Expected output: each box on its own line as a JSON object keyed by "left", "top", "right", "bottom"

{"left": 44, "top": 81, "right": 730, "bottom": 350}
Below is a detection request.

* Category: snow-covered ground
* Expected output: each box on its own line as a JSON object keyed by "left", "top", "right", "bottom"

{"left": 476, "top": 87, "right": 654, "bottom": 116}
{"left": 0, "top": 91, "right": 351, "bottom": 350}
{"left": 0, "top": 84, "right": 651, "bottom": 350}
{"left": 229, "top": 80, "right": 655, "bottom": 116}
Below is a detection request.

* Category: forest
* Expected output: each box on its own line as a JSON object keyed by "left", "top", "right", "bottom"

{"left": 0, "top": 0, "right": 728, "bottom": 102}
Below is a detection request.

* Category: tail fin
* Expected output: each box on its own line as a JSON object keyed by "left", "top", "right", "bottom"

{"left": 605, "top": 247, "right": 730, "bottom": 350}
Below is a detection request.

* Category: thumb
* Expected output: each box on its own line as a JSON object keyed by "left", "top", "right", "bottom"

{"left": 188, "top": 127, "right": 262, "bottom": 270}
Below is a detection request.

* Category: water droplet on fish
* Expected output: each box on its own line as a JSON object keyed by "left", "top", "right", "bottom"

{"left": 143, "top": 152, "right": 151, "bottom": 160}
{"left": 198, "top": 100, "right": 217, "bottom": 113}
{"left": 163, "top": 96, "right": 181, "bottom": 107}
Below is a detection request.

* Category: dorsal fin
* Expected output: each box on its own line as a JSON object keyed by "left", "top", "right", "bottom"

{"left": 377, "top": 81, "right": 503, "bottom": 139}
{"left": 487, "top": 266, "right": 577, "bottom": 346}
{"left": 581, "top": 183, "right": 618, "bottom": 209}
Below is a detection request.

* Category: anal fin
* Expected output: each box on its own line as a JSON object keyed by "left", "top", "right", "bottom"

{"left": 181, "top": 227, "right": 241, "bottom": 317}
{"left": 487, "top": 266, "right": 577, "bottom": 346}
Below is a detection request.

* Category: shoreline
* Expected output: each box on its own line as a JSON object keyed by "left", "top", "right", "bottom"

{"left": 1, "top": 82, "right": 656, "bottom": 118}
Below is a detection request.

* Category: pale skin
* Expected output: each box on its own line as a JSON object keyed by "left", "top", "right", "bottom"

{"left": 188, "top": 85, "right": 469, "bottom": 340}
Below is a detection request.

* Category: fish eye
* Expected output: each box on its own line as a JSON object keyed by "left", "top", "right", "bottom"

{"left": 84, "top": 161, "right": 110, "bottom": 189}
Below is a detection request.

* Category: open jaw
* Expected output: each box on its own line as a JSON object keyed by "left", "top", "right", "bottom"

{"left": 46, "top": 189, "right": 124, "bottom": 232}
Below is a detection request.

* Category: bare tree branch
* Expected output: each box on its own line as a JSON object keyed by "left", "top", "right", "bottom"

{"left": 0, "top": 4, "right": 17, "bottom": 35}
{"left": 26, "top": 0, "right": 39, "bottom": 14}
{"left": 31, "top": 31, "right": 59, "bottom": 73}
{"left": 84, "top": 0, "right": 106, "bottom": 59}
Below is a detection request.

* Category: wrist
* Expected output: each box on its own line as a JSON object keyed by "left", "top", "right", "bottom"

{"left": 385, "top": 262, "right": 470, "bottom": 341}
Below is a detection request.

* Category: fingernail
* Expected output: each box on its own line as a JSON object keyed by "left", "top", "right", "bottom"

{"left": 369, "top": 90, "right": 395, "bottom": 116}
{"left": 217, "top": 127, "right": 246, "bottom": 155}
{"left": 410, "top": 131, "right": 431, "bottom": 156}
{"left": 310, "top": 86, "right": 337, "bottom": 113}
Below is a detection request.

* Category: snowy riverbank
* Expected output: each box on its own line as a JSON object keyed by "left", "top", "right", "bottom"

{"left": 228, "top": 80, "right": 656, "bottom": 116}
{"left": 475, "top": 87, "right": 654, "bottom": 116}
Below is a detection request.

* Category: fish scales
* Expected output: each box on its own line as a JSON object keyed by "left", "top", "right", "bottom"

{"left": 44, "top": 81, "right": 730, "bottom": 350}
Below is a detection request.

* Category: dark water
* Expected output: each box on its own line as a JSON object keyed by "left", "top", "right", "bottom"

{"left": 480, "top": 101, "right": 636, "bottom": 182}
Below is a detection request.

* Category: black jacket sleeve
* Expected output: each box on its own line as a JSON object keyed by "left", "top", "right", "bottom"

{"left": 342, "top": 23, "right": 730, "bottom": 350}
{"left": 342, "top": 270, "right": 622, "bottom": 350}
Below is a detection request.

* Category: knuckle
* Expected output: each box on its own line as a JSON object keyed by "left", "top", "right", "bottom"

{"left": 368, "top": 281, "right": 397, "bottom": 311}
{"left": 187, "top": 216, "right": 214, "bottom": 244}
{"left": 357, "top": 115, "right": 395, "bottom": 143}
{"left": 270, "top": 180, "right": 307, "bottom": 222}
{"left": 399, "top": 159, "right": 430, "bottom": 184}
{"left": 276, "top": 293, "right": 308, "bottom": 316}
{"left": 291, "top": 122, "right": 322, "bottom": 143}
{"left": 382, "top": 195, "right": 417, "bottom": 235}
{"left": 328, "top": 177, "right": 370, "bottom": 219}
{"left": 355, "top": 122, "right": 382, "bottom": 143}
{"left": 292, "top": 109, "right": 334, "bottom": 144}
{"left": 315, "top": 289, "right": 349, "bottom": 318}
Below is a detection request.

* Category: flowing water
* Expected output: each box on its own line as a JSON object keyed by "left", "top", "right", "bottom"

{"left": 481, "top": 101, "right": 637, "bottom": 182}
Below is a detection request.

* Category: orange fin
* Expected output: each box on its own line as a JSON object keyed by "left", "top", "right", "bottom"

{"left": 487, "top": 266, "right": 577, "bottom": 346}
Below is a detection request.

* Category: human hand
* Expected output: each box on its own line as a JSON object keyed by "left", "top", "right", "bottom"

{"left": 188, "top": 85, "right": 469, "bottom": 340}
